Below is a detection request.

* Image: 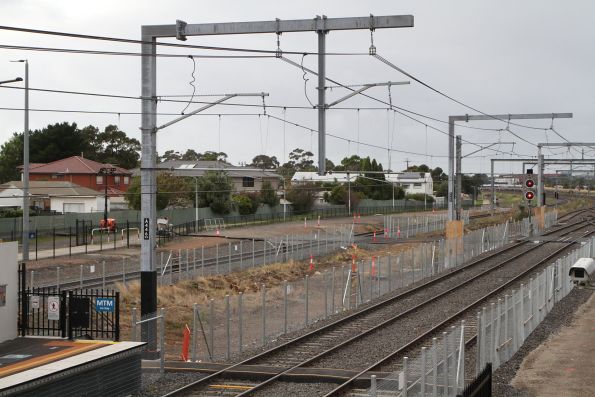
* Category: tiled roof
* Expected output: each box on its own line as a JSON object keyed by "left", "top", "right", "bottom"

{"left": 0, "top": 181, "right": 101, "bottom": 197}
{"left": 24, "top": 156, "right": 131, "bottom": 175}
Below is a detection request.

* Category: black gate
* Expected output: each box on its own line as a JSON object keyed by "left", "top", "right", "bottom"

{"left": 18, "top": 263, "right": 120, "bottom": 341}
{"left": 457, "top": 363, "right": 492, "bottom": 397}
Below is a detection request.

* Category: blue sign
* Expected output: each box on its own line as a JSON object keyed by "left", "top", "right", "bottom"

{"left": 95, "top": 297, "right": 115, "bottom": 313}
{"left": 28, "top": 232, "right": 36, "bottom": 239}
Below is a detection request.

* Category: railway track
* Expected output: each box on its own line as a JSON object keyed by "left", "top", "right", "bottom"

{"left": 162, "top": 210, "right": 594, "bottom": 397}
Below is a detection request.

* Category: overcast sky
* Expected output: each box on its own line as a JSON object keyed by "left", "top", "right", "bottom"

{"left": 1, "top": 0, "right": 593, "bottom": 176}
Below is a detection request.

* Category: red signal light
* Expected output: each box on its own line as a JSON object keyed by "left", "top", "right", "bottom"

{"left": 525, "top": 179, "right": 535, "bottom": 188}
{"left": 525, "top": 191, "right": 535, "bottom": 200}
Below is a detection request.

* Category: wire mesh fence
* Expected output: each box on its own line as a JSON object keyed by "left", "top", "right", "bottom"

{"left": 476, "top": 235, "right": 595, "bottom": 373}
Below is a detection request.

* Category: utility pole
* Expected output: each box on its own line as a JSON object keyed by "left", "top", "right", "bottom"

{"left": 448, "top": 113, "right": 572, "bottom": 220}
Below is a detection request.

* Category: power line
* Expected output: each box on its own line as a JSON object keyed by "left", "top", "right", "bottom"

{"left": 372, "top": 53, "right": 571, "bottom": 139}
{"left": 0, "top": 25, "right": 367, "bottom": 56}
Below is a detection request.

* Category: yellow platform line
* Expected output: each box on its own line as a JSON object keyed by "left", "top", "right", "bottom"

{"left": 0, "top": 342, "right": 101, "bottom": 378}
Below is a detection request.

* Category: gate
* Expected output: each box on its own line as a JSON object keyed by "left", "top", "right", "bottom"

{"left": 18, "top": 263, "right": 120, "bottom": 341}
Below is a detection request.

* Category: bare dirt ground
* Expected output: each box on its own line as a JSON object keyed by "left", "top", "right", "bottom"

{"left": 510, "top": 291, "right": 595, "bottom": 396}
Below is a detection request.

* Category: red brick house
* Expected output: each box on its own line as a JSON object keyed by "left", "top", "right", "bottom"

{"left": 20, "top": 156, "right": 132, "bottom": 194}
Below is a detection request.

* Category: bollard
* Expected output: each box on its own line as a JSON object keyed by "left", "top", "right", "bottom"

{"left": 402, "top": 356, "right": 408, "bottom": 397}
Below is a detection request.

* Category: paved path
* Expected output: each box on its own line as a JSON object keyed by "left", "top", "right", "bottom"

{"left": 511, "top": 290, "right": 595, "bottom": 396}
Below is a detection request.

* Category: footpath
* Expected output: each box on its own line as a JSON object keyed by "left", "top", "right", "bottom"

{"left": 510, "top": 290, "right": 595, "bottom": 396}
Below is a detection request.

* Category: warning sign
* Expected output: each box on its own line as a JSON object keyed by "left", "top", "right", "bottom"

{"left": 30, "top": 295, "right": 40, "bottom": 309}
{"left": 143, "top": 218, "right": 150, "bottom": 240}
{"left": 48, "top": 296, "right": 60, "bottom": 321}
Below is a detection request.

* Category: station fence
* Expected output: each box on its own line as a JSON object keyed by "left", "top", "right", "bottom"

{"left": 361, "top": 235, "right": 593, "bottom": 397}
{"left": 132, "top": 212, "right": 557, "bottom": 361}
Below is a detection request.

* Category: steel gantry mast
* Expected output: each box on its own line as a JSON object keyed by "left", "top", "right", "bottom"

{"left": 139, "top": 15, "right": 414, "bottom": 346}
{"left": 448, "top": 113, "right": 573, "bottom": 221}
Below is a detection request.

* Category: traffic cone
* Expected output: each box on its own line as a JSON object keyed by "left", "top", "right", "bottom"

{"left": 309, "top": 255, "right": 314, "bottom": 271}
{"left": 397, "top": 226, "right": 401, "bottom": 238}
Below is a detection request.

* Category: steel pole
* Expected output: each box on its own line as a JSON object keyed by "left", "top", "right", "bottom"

{"left": 456, "top": 135, "right": 462, "bottom": 220}
{"left": 317, "top": 17, "right": 327, "bottom": 175}
{"left": 22, "top": 60, "right": 29, "bottom": 260}
{"left": 448, "top": 117, "right": 455, "bottom": 221}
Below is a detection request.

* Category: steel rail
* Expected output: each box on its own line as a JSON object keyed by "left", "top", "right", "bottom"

{"left": 163, "top": 215, "right": 590, "bottom": 396}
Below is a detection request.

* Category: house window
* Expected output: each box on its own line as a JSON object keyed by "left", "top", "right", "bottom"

{"left": 242, "top": 177, "right": 254, "bottom": 187}
{"left": 402, "top": 184, "right": 410, "bottom": 189}
{"left": 114, "top": 176, "right": 120, "bottom": 185}
{"left": 414, "top": 183, "right": 422, "bottom": 187}
{"left": 96, "top": 175, "right": 103, "bottom": 185}
{"left": 124, "top": 176, "right": 130, "bottom": 185}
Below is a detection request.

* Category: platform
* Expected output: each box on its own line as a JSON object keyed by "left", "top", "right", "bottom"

{"left": 0, "top": 337, "right": 145, "bottom": 396}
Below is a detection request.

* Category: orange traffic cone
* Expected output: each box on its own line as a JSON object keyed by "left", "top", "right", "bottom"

{"left": 309, "top": 255, "right": 314, "bottom": 271}
{"left": 181, "top": 324, "right": 191, "bottom": 361}
{"left": 371, "top": 256, "right": 377, "bottom": 277}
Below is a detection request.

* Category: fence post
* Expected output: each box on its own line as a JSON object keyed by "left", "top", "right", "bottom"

{"left": 432, "top": 337, "right": 438, "bottom": 397}
{"left": 225, "top": 294, "right": 231, "bottom": 360}
{"left": 238, "top": 292, "right": 243, "bottom": 353}
{"left": 443, "top": 331, "right": 448, "bottom": 397}
{"left": 421, "top": 346, "right": 427, "bottom": 396}
{"left": 476, "top": 311, "right": 482, "bottom": 375}
{"left": 261, "top": 284, "right": 266, "bottom": 346}
{"left": 252, "top": 239, "right": 255, "bottom": 268}
{"left": 283, "top": 280, "right": 288, "bottom": 334}
{"left": 402, "top": 356, "right": 408, "bottom": 397}
{"left": 370, "top": 374, "right": 377, "bottom": 397}
{"left": 131, "top": 308, "right": 137, "bottom": 341}
{"left": 324, "top": 272, "right": 328, "bottom": 319}
{"left": 159, "top": 308, "right": 165, "bottom": 377}
{"left": 192, "top": 303, "right": 197, "bottom": 362}
{"left": 201, "top": 246, "right": 205, "bottom": 277}
{"left": 240, "top": 241, "right": 243, "bottom": 270}
{"left": 102, "top": 260, "right": 106, "bottom": 289}
{"left": 331, "top": 267, "right": 336, "bottom": 314}
{"left": 388, "top": 255, "right": 392, "bottom": 291}
{"left": 79, "top": 265, "right": 83, "bottom": 288}
{"left": 216, "top": 244, "right": 219, "bottom": 274}
{"left": 305, "top": 275, "right": 309, "bottom": 326}
{"left": 228, "top": 242, "right": 232, "bottom": 273}
{"left": 209, "top": 299, "right": 214, "bottom": 359}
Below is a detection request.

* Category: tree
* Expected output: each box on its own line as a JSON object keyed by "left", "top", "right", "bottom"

{"left": 434, "top": 181, "right": 448, "bottom": 197}
{"left": 232, "top": 192, "right": 260, "bottom": 215}
{"left": 334, "top": 155, "right": 363, "bottom": 171}
{"left": 260, "top": 180, "right": 279, "bottom": 207}
{"left": 286, "top": 183, "right": 316, "bottom": 213}
{"left": 201, "top": 151, "right": 227, "bottom": 161}
{"left": 250, "top": 154, "right": 279, "bottom": 169}
{"left": 125, "top": 173, "right": 193, "bottom": 210}
{"left": 0, "top": 122, "right": 140, "bottom": 183}
{"left": 195, "top": 171, "right": 233, "bottom": 214}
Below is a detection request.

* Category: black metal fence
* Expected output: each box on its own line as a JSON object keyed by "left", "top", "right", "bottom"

{"left": 457, "top": 363, "right": 492, "bottom": 397}
{"left": 18, "top": 263, "right": 120, "bottom": 341}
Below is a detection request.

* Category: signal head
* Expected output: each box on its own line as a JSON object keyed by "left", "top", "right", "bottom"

{"left": 525, "top": 179, "right": 535, "bottom": 188}
{"left": 525, "top": 191, "right": 535, "bottom": 200}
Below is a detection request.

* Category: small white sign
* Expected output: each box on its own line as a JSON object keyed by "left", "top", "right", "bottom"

{"left": 90, "top": 265, "right": 95, "bottom": 273}
{"left": 48, "top": 296, "right": 60, "bottom": 321}
{"left": 30, "top": 295, "right": 40, "bottom": 310}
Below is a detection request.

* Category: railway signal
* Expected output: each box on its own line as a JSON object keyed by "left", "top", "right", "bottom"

{"left": 523, "top": 170, "right": 536, "bottom": 203}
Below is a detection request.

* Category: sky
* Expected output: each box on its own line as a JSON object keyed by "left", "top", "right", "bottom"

{"left": 0, "top": 0, "right": 593, "bottom": 176}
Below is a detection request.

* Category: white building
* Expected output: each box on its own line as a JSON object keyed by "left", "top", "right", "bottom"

{"left": 0, "top": 181, "right": 105, "bottom": 214}
{"left": 291, "top": 171, "right": 434, "bottom": 196}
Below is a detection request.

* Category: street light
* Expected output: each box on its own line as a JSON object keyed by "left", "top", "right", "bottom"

{"left": 10, "top": 60, "right": 28, "bottom": 260}
{"left": 98, "top": 167, "right": 117, "bottom": 229}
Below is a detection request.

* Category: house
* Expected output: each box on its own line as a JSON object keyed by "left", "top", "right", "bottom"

{"left": 21, "top": 156, "right": 133, "bottom": 193}
{"left": 133, "top": 160, "right": 283, "bottom": 192}
{"left": 0, "top": 181, "right": 105, "bottom": 213}
{"left": 291, "top": 171, "right": 434, "bottom": 196}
